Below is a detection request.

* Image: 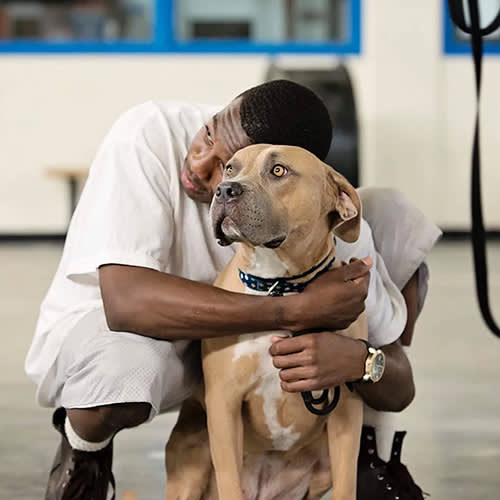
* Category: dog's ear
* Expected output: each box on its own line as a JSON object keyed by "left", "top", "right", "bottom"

{"left": 326, "top": 168, "right": 361, "bottom": 243}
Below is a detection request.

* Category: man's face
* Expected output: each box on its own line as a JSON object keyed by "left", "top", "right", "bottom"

{"left": 181, "top": 98, "right": 251, "bottom": 203}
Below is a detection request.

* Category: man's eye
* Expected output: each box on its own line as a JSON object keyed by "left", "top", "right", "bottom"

{"left": 205, "top": 126, "right": 214, "bottom": 145}
{"left": 271, "top": 164, "right": 287, "bottom": 177}
{"left": 225, "top": 165, "right": 233, "bottom": 176}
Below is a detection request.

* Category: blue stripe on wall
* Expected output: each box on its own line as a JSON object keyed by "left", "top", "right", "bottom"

{"left": 0, "top": 0, "right": 362, "bottom": 55}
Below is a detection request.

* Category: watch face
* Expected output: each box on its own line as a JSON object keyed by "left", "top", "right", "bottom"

{"left": 371, "top": 352, "right": 385, "bottom": 382}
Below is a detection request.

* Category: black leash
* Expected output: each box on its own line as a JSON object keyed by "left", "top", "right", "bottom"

{"left": 447, "top": 0, "right": 500, "bottom": 338}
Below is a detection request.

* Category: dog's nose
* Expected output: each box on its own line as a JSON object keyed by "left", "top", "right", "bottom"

{"left": 215, "top": 182, "right": 243, "bottom": 201}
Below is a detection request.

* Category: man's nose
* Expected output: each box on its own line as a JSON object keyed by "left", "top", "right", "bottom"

{"left": 215, "top": 182, "right": 244, "bottom": 201}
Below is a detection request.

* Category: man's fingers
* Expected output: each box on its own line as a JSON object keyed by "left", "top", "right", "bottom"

{"left": 279, "top": 366, "right": 316, "bottom": 382}
{"left": 340, "top": 257, "right": 373, "bottom": 281}
{"left": 352, "top": 274, "right": 370, "bottom": 287}
{"left": 272, "top": 352, "right": 306, "bottom": 369}
{"left": 269, "top": 336, "right": 305, "bottom": 356}
{"left": 280, "top": 379, "right": 323, "bottom": 393}
{"left": 338, "top": 257, "right": 372, "bottom": 282}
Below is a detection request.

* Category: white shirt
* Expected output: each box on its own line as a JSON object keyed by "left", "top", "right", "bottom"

{"left": 25, "top": 100, "right": 406, "bottom": 387}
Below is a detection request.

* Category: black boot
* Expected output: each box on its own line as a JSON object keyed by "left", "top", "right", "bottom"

{"left": 357, "top": 426, "right": 428, "bottom": 500}
{"left": 45, "top": 407, "right": 115, "bottom": 500}
{"left": 386, "top": 431, "right": 429, "bottom": 500}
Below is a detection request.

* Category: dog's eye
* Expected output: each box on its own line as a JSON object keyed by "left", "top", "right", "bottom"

{"left": 225, "top": 165, "right": 233, "bottom": 177}
{"left": 272, "top": 165, "right": 287, "bottom": 177}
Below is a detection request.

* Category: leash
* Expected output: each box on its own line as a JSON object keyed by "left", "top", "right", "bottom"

{"left": 447, "top": 0, "right": 500, "bottom": 338}
{"left": 239, "top": 248, "right": 350, "bottom": 416}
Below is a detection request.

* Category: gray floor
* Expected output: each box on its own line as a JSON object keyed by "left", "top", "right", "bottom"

{"left": 1, "top": 241, "right": 500, "bottom": 499}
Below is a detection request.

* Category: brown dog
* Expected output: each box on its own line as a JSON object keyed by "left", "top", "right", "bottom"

{"left": 165, "top": 145, "right": 367, "bottom": 500}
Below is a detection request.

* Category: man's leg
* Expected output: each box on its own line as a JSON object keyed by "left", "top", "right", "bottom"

{"left": 67, "top": 402, "right": 151, "bottom": 442}
{"left": 43, "top": 308, "right": 199, "bottom": 500}
{"left": 357, "top": 187, "right": 441, "bottom": 499}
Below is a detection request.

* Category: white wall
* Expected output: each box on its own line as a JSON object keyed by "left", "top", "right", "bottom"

{"left": 0, "top": 55, "right": 266, "bottom": 232}
{"left": 1, "top": 0, "right": 500, "bottom": 233}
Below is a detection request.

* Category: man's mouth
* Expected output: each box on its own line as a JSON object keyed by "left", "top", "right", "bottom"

{"left": 181, "top": 167, "right": 206, "bottom": 194}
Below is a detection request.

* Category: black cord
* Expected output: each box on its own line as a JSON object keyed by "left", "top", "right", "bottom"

{"left": 301, "top": 386, "right": 341, "bottom": 415}
{"left": 447, "top": 0, "right": 500, "bottom": 338}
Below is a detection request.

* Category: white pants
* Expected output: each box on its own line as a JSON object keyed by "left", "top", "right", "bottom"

{"left": 49, "top": 307, "right": 202, "bottom": 420}
{"left": 45, "top": 187, "right": 441, "bottom": 420}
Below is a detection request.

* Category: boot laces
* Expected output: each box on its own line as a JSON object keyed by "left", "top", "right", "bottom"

{"left": 62, "top": 453, "right": 115, "bottom": 500}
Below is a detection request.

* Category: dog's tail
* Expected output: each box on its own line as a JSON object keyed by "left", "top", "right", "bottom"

{"left": 122, "top": 490, "right": 140, "bottom": 500}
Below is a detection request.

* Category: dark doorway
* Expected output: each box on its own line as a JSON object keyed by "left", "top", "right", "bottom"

{"left": 266, "top": 63, "right": 359, "bottom": 187}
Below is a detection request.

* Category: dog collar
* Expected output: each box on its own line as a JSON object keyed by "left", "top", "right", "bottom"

{"left": 238, "top": 253, "right": 336, "bottom": 296}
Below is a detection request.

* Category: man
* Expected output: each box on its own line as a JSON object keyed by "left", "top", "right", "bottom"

{"left": 26, "top": 80, "right": 440, "bottom": 500}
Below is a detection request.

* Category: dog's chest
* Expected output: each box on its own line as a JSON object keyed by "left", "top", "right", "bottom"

{"left": 232, "top": 332, "right": 320, "bottom": 452}
{"left": 226, "top": 251, "right": 323, "bottom": 452}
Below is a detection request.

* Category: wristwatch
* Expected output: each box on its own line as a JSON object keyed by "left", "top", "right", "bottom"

{"left": 356, "top": 339, "right": 385, "bottom": 383}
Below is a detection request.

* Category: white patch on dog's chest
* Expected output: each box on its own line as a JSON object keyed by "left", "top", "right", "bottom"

{"left": 234, "top": 249, "right": 301, "bottom": 451}
{"left": 233, "top": 333, "right": 300, "bottom": 451}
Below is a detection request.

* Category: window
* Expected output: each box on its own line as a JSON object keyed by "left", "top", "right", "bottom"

{"left": 0, "top": 1, "right": 154, "bottom": 42}
{"left": 0, "top": 0, "right": 360, "bottom": 53}
{"left": 444, "top": 0, "right": 500, "bottom": 54}
{"left": 174, "top": 0, "right": 360, "bottom": 53}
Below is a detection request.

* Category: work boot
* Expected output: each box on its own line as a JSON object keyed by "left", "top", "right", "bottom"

{"left": 357, "top": 426, "right": 428, "bottom": 500}
{"left": 386, "top": 431, "right": 429, "bottom": 500}
{"left": 44, "top": 407, "right": 115, "bottom": 500}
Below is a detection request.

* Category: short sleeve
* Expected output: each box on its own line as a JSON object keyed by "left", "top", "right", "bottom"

{"left": 336, "top": 220, "right": 408, "bottom": 348}
{"left": 357, "top": 187, "right": 442, "bottom": 291}
{"left": 65, "top": 133, "right": 175, "bottom": 283}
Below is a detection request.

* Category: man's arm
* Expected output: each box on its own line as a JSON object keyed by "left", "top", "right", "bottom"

{"left": 98, "top": 259, "right": 371, "bottom": 341}
{"left": 355, "top": 270, "right": 419, "bottom": 410}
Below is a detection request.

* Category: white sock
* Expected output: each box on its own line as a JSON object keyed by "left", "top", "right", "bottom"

{"left": 363, "top": 345, "right": 411, "bottom": 462}
{"left": 65, "top": 417, "right": 112, "bottom": 452}
{"left": 363, "top": 407, "right": 397, "bottom": 462}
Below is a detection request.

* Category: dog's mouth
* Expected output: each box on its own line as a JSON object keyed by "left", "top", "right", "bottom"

{"left": 215, "top": 214, "right": 286, "bottom": 249}
{"left": 215, "top": 215, "right": 287, "bottom": 249}
{"left": 215, "top": 215, "right": 243, "bottom": 246}
{"left": 263, "top": 236, "right": 286, "bottom": 249}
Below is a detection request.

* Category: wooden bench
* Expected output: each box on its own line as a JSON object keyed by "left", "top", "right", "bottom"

{"left": 46, "top": 165, "right": 89, "bottom": 225}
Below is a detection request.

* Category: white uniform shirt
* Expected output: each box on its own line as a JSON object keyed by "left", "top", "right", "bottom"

{"left": 25, "top": 100, "right": 407, "bottom": 389}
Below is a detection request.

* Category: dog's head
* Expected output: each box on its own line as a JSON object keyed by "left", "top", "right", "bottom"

{"left": 210, "top": 144, "right": 361, "bottom": 249}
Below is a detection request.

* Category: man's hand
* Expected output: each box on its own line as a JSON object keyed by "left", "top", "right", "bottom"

{"left": 270, "top": 333, "right": 415, "bottom": 412}
{"left": 269, "top": 333, "right": 366, "bottom": 392}
{"left": 284, "top": 257, "right": 372, "bottom": 333}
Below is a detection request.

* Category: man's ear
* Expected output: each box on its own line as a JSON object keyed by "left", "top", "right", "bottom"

{"left": 326, "top": 168, "right": 361, "bottom": 243}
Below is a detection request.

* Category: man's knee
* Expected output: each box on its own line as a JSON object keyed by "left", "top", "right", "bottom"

{"left": 67, "top": 402, "right": 151, "bottom": 441}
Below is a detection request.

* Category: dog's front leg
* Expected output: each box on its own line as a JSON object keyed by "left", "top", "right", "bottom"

{"left": 327, "top": 387, "right": 363, "bottom": 500}
{"left": 205, "top": 388, "right": 245, "bottom": 500}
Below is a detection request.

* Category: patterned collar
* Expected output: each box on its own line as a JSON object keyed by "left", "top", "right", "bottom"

{"left": 238, "top": 253, "right": 336, "bottom": 296}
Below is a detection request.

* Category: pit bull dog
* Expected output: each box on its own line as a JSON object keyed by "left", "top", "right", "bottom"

{"left": 165, "top": 144, "right": 368, "bottom": 500}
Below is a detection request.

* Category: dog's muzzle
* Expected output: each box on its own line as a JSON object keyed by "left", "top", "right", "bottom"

{"left": 210, "top": 180, "right": 288, "bottom": 248}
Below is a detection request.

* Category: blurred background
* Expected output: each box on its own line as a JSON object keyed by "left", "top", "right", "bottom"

{"left": 1, "top": 1, "right": 499, "bottom": 499}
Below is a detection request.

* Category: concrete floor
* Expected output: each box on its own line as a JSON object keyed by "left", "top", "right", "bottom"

{"left": 1, "top": 241, "right": 500, "bottom": 499}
